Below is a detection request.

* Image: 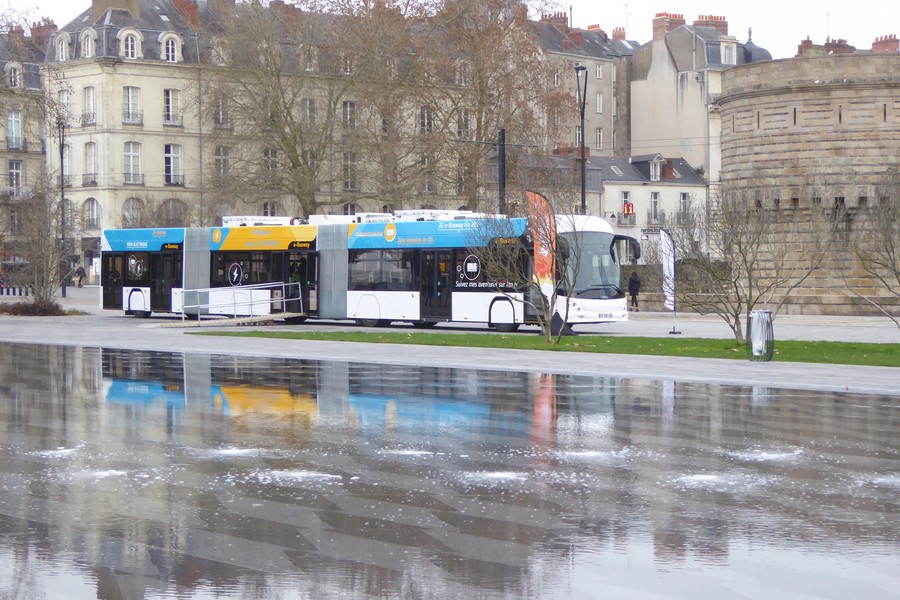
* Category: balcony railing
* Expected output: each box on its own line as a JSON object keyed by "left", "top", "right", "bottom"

{"left": 163, "top": 113, "right": 183, "bottom": 127}
{"left": 6, "top": 136, "right": 26, "bottom": 151}
{"left": 122, "top": 111, "right": 143, "bottom": 126}
{"left": 616, "top": 212, "right": 637, "bottom": 226}
{"left": 3, "top": 186, "right": 23, "bottom": 198}
{"left": 124, "top": 172, "right": 144, "bottom": 185}
{"left": 82, "top": 173, "right": 98, "bottom": 186}
{"left": 81, "top": 112, "right": 96, "bottom": 126}
{"left": 165, "top": 174, "right": 185, "bottom": 186}
{"left": 647, "top": 209, "right": 667, "bottom": 225}
{"left": 58, "top": 174, "right": 72, "bottom": 187}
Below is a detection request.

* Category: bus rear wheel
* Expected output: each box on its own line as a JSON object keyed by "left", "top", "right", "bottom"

{"left": 493, "top": 323, "right": 519, "bottom": 333}
{"left": 358, "top": 318, "right": 390, "bottom": 328}
{"left": 135, "top": 310, "right": 151, "bottom": 319}
{"left": 284, "top": 316, "right": 307, "bottom": 324}
{"left": 412, "top": 321, "right": 438, "bottom": 329}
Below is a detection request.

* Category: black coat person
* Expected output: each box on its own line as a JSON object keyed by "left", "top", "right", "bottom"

{"left": 628, "top": 272, "right": 641, "bottom": 311}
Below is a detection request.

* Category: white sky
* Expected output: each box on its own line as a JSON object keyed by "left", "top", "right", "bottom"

{"left": 15, "top": 0, "right": 900, "bottom": 61}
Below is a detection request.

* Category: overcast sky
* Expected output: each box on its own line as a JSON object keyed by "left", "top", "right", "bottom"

{"left": 17, "top": 0, "right": 899, "bottom": 61}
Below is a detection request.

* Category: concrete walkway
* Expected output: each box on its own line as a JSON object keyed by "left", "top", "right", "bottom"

{"left": 2, "top": 285, "right": 898, "bottom": 396}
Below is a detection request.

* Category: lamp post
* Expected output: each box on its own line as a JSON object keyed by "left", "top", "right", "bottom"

{"left": 57, "top": 116, "right": 67, "bottom": 298}
{"left": 574, "top": 65, "right": 587, "bottom": 215}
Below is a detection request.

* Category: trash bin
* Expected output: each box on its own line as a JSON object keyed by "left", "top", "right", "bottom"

{"left": 747, "top": 310, "right": 774, "bottom": 361}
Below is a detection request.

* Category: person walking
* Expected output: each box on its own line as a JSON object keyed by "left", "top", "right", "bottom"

{"left": 75, "top": 265, "right": 86, "bottom": 288}
{"left": 628, "top": 271, "right": 641, "bottom": 312}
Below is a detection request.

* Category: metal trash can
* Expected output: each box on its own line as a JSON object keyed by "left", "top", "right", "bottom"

{"left": 747, "top": 310, "right": 774, "bottom": 361}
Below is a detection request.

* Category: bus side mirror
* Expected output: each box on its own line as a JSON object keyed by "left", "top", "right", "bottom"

{"left": 612, "top": 235, "right": 641, "bottom": 260}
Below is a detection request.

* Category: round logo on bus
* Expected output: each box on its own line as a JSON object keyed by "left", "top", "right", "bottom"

{"left": 212, "top": 229, "right": 222, "bottom": 244}
{"left": 383, "top": 223, "right": 397, "bottom": 243}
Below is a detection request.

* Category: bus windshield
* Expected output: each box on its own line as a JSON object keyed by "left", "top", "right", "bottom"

{"left": 560, "top": 231, "right": 623, "bottom": 299}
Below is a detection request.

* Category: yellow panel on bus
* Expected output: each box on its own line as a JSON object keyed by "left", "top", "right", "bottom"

{"left": 211, "top": 225, "right": 317, "bottom": 252}
{"left": 213, "top": 385, "right": 317, "bottom": 416}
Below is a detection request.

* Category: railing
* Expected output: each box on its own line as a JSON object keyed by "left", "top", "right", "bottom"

{"left": 81, "top": 112, "right": 96, "bottom": 125}
{"left": 58, "top": 174, "right": 72, "bottom": 187}
{"left": 82, "top": 173, "right": 97, "bottom": 185}
{"left": 124, "top": 173, "right": 144, "bottom": 185}
{"left": 181, "top": 281, "right": 303, "bottom": 323}
{"left": 163, "top": 113, "right": 183, "bottom": 126}
{"left": 165, "top": 174, "right": 185, "bottom": 186}
{"left": 6, "top": 136, "right": 26, "bottom": 150}
{"left": 122, "top": 111, "right": 143, "bottom": 125}
{"left": 616, "top": 212, "right": 637, "bottom": 225}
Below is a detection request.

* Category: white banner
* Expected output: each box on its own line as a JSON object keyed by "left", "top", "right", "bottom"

{"left": 660, "top": 228, "right": 676, "bottom": 312}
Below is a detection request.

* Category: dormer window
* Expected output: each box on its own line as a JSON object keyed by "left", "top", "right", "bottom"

{"left": 720, "top": 37, "right": 737, "bottom": 65}
{"left": 164, "top": 38, "right": 177, "bottom": 62}
{"left": 124, "top": 35, "right": 137, "bottom": 59}
{"left": 57, "top": 37, "right": 68, "bottom": 61}
{"left": 650, "top": 160, "right": 662, "bottom": 181}
{"left": 83, "top": 34, "right": 93, "bottom": 58}
{"left": 6, "top": 66, "right": 19, "bottom": 88}
{"left": 118, "top": 29, "right": 144, "bottom": 60}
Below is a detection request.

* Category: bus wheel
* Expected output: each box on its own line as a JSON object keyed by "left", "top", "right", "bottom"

{"left": 284, "top": 316, "right": 307, "bottom": 324}
{"left": 358, "top": 318, "right": 381, "bottom": 328}
{"left": 493, "top": 323, "right": 519, "bottom": 333}
{"left": 412, "top": 321, "right": 438, "bottom": 329}
{"left": 136, "top": 310, "right": 151, "bottom": 319}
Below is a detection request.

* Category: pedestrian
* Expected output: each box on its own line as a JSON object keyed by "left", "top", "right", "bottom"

{"left": 75, "top": 265, "right": 86, "bottom": 288}
{"left": 628, "top": 271, "right": 641, "bottom": 311}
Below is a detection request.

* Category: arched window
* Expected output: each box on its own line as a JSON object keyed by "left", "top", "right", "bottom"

{"left": 57, "top": 37, "right": 68, "bottom": 61}
{"left": 122, "top": 198, "right": 143, "bottom": 228}
{"left": 343, "top": 202, "right": 357, "bottom": 215}
{"left": 82, "top": 34, "right": 93, "bottom": 58}
{"left": 82, "top": 198, "right": 101, "bottom": 229}
{"left": 263, "top": 201, "right": 279, "bottom": 217}
{"left": 161, "top": 198, "right": 188, "bottom": 227}
{"left": 164, "top": 38, "right": 177, "bottom": 62}
{"left": 124, "top": 34, "right": 137, "bottom": 59}
{"left": 381, "top": 204, "right": 394, "bottom": 214}
{"left": 7, "top": 67, "right": 19, "bottom": 87}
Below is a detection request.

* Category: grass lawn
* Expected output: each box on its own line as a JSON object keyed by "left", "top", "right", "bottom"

{"left": 192, "top": 330, "right": 900, "bottom": 367}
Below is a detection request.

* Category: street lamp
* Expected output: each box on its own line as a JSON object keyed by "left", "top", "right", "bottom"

{"left": 57, "top": 116, "right": 67, "bottom": 298}
{"left": 574, "top": 65, "right": 588, "bottom": 215}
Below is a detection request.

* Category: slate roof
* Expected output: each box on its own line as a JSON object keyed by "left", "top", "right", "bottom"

{"left": 532, "top": 21, "right": 640, "bottom": 59}
{"left": 0, "top": 33, "right": 46, "bottom": 89}
{"left": 47, "top": 0, "right": 220, "bottom": 64}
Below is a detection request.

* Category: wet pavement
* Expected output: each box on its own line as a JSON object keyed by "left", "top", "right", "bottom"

{"left": 0, "top": 344, "right": 897, "bottom": 599}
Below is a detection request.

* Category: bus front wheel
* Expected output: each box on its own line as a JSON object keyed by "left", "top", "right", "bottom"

{"left": 412, "top": 321, "right": 438, "bottom": 329}
{"left": 493, "top": 323, "right": 519, "bottom": 333}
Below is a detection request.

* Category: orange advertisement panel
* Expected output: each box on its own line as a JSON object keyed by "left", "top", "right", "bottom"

{"left": 526, "top": 190, "right": 556, "bottom": 287}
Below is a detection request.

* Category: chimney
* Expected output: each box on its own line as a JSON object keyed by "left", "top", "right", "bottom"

{"left": 587, "top": 24, "right": 600, "bottom": 32}
{"left": 693, "top": 15, "right": 728, "bottom": 36}
{"left": 8, "top": 25, "right": 25, "bottom": 49}
{"left": 568, "top": 29, "right": 583, "bottom": 48}
{"left": 30, "top": 18, "right": 58, "bottom": 50}
{"left": 540, "top": 11, "right": 568, "bottom": 32}
{"left": 93, "top": 0, "right": 141, "bottom": 21}
{"left": 652, "top": 13, "right": 685, "bottom": 40}
{"left": 825, "top": 38, "right": 855, "bottom": 54}
{"left": 172, "top": 0, "right": 200, "bottom": 28}
{"left": 612, "top": 26, "right": 626, "bottom": 41}
{"left": 872, "top": 34, "right": 899, "bottom": 53}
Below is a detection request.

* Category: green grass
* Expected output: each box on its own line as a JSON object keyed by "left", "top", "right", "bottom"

{"left": 191, "top": 330, "right": 900, "bottom": 367}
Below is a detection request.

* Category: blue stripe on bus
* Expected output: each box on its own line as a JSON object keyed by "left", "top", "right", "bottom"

{"left": 103, "top": 228, "right": 185, "bottom": 251}
{"left": 348, "top": 218, "right": 527, "bottom": 249}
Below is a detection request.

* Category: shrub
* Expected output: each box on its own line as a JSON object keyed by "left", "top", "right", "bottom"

{"left": 0, "top": 300, "right": 67, "bottom": 316}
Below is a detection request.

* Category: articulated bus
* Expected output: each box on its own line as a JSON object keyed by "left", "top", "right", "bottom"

{"left": 100, "top": 200, "right": 640, "bottom": 330}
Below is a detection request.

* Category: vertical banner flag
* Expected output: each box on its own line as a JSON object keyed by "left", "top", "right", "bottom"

{"left": 526, "top": 191, "right": 557, "bottom": 300}
{"left": 660, "top": 228, "right": 676, "bottom": 312}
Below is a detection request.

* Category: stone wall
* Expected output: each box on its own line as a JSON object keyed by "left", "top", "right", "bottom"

{"left": 716, "top": 54, "right": 900, "bottom": 316}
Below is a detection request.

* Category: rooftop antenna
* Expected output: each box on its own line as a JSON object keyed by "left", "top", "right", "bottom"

{"left": 625, "top": 3, "right": 630, "bottom": 37}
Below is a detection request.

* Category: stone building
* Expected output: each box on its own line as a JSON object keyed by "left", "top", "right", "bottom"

{"left": 718, "top": 52, "right": 900, "bottom": 315}
{"left": 1, "top": 22, "right": 54, "bottom": 264}
{"left": 630, "top": 13, "right": 772, "bottom": 208}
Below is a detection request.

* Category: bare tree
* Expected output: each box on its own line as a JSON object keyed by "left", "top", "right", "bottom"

{"left": 660, "top": 187, "right": 837, "bottom": 344}
{"left": 847, "top": 171, "right": 900, "bottom": 328}
{"left": 469, "top": 188, "right": 583, "bottom": 344}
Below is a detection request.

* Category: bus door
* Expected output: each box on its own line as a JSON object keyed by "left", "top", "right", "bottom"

{"left": 101, "top": 253, "right": 124, "bottom": 309}
{"left": 150, "top": 251, "right": 181, "bottom": 313}
{"left": 287, "top": 252, "right": 318, "bottom": 314}
{"left": 420, "top": 250, "right": 452, "bottom": 319}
